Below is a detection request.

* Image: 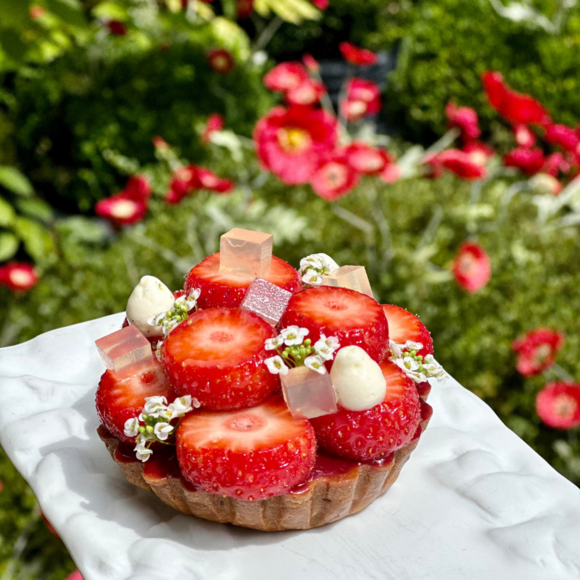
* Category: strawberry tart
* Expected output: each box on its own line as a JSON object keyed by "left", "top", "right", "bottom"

{"left": 95, "top": 229, "right": 445, "bottom": 531}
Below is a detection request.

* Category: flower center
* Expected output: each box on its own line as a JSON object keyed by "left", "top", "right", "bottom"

{"left": 468, "top": 151, "right": 487, "bottom": 167}
{"left": 212, "top": 55, "right": 229, "bottom": 71}
{"left": 227, "top": 415, "right": 264, "bottom": 432}
{"left": 110, "top": 199, "right": 138, "bottom": 219}
{"left": 322, "top": 163, "right": 348, "bottom": 189}
{"left": 532, "top": 343, "right": 552, "bottom": 364}
{"left": 553, "top": 393, "right": 578, "bottom": 419}
{"left": 355, "top": 152, "right": 382, "bottom": 171}
{"left": 346, "top": 100, "right": 367, "bottom": 118}
{"left": 277, "top": 127, "right": 311, "bottom": 154}
{"left": 458, "top": 252, "right": 477, "bottom": 275}
{"left": 9, "top": 270, "right": 34, "bottom": 288}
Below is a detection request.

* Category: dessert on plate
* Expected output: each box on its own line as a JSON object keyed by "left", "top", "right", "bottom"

{"left": 95, "top": 228, "right": 445, "bottom": 531}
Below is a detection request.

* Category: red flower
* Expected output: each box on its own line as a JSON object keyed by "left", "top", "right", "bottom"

{"left": 236, "top": 0, "right": 254, "bottom": 18}
{"left": 345, "top": 142, "right": 391, "bottom": 174}
{"left": 254, "top": 106, "right": 338, "bottom": 185}
{"left": 463, "top": 142, "right": 495, "bottom": 167}
{"left": 124, "top": 175, "right": 151, "bottom": 202}
{"left": 65, "top": 571, "right": 84, "bottom": 580}
{"left": 445, "top": 102, "right": 481, "bottom": 142}
{"left": 311, "top": 151, "right": 360, "bottom": 201}
{"left": 513, "top": 124, "right": 536, "bottom": 148}
{"left": 311, "top": 0, "right": 329, "bottom": 8}
{"left": 197, "top": 168, "right": 235, "bottom": 193}
{"left": 165, "top": 165, "right": 199, "bottom": 204}
{"left": 536, "top": 383, "right": 580, "bottom": 430}
{"left": 503, "top": 147, "right": 545, "bottom": 176}
{"left": 29, "top": 6, "right": 45, "bottom": 19}
{"left": 341, "top": 78, "right": 381, "bottom": 121}
{"left": 302, "top": 54, "right": 319, "bottom": 73}
{"left": 482, "top": 71, "right": 550, "bottom": 125}
{"left": 542, "top": 152, "right": 567, "bottom": 177}
{"left": 95, "top": 194, "right": 147, "bottom": 226}
{"left": 544, "top": 124, "right": 580, "bottom": 153}
{"left": 106, "top": 20, "right": 127, "bottom": 36}
{"left": 380, "top": 163, "right": 402, "bottom": 184}
{"left": 339, "top": 42, "right": 378, "bottom": 66}
{"left": 427, "top": 149, "right": 487, "bottom": 180}
{"left": 512, "top": 328, "right": 564, "bottom": 377}
{"left": 0, "top": 262, "right": 39, "bottom": 292}
{"left": 452, "top": 243, "right": 491, "bottom": 293}
{"left": 286, "top": 79, "right": 326, "bottom": 106}
{"left": 207, "top": 49, "right": 234, "bottom": 74}
{"left": 264, "top": 63, "right": 309, "bottom": 93}
{"left": 152, "top": 136, "right": 170, "bottom": 150}
{"left": 202, "top": 114, "right": 225, "bottom": 143}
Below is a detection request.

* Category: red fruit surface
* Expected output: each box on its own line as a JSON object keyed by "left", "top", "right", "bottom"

{"left": 177, "top": 397, "right": 316, "bottom": 500}
{"left": 162, "top": 308, "right": 279, "bottom": 410}
{"left": 381, "top": 304, "right": 434, "bottom": 357}
{"left": 310, "top": 360, "right": 421, "bottom": 461}
{"left": 184, "top": 253, "right": 302, "bottom": 309}
{"left": 279, "top": 286, "right": 389, "bottom": 364}
{"left": 96, "top": 359, "right": 174, "bottom": 444}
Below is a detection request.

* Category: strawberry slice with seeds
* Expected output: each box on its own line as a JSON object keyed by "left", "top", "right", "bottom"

{"left": 279, "top": 286, "right": 389, "bottom": 363}
{"left": 162, "top": 308, "right": 279, "bottom": 411}
{"left": 310, "top": 360, "right": 421, "bottom": 461}
{"left": 177, "top": 397, "right": 316, "bottom": 500}
{"left": 184, "top": 253, "right": 302, "bottom": 309}
{"left": 96, "top": 359, "right": 174, "bottom": 444}
{"left": 381, "top": 304, "right": 433, "bottom": 357}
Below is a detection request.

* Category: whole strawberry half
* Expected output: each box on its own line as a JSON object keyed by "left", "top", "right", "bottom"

{"left": 310, "top": 360, "right": 421, "bottom": 461}
{"left": 280, "top": 286, "right": 389, "bottom": 364}
{"left": 162, "top": 308, "right": 279, "bottom": 411}
{"left": 177, "top": 397, "right": 316, "bottom": 501}
{"left": 381, "top": 304, "right": 433, "bottom": 357}
{"left": 184, "top": 253, "right": 302, "bottom": 309}
{"left": 96, "top": 359, "right": 174, "bottom": 444}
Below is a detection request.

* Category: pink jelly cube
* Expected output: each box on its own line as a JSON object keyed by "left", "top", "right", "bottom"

{"left": 219, "top": 228, "right": 273, "bottom": 277}
{"left": 95, "top": 325, "right": 153, "bottom": 378}
{"left": 322, "top": 265, "right": 374, "bottom": 298}
{"left": 240, "top": 278, "right": 292, "bottom": 326}
{"left": 281, "top": 367, "right": 338, "bottom": 420}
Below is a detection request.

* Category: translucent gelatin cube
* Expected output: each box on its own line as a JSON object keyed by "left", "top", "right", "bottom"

{"left": 219, "top": 228, "right": 273, "bottom": 277}
{"left": 240, "top": 278, "right": 292, "bottom": 326}
{"left": 95, "top": 325, "right": 153, "bottom": 377}
{"left": 281, "top": 367, "right": 338, "bottom": 420}
{"left": 322, "top": 265, "right": 373, "bottom": 298}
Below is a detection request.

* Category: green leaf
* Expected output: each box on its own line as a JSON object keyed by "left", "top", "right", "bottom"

{"left": 0, "top": 231, "right": 19, "bottom": 261}
{"left": 0, "top": 166, "right": 34, "bottom": 196}
{"left": 0, "top": 0, "right": 31, "bottom": 29}
{"left": 0, "top": 29, "right": 27, "bottom": 61}
{"left": 0, "top": 196, "right": 16, "bottom": 227}
{"left": 45, "top": 0, "right": 87, "bottom": 28}
{"left": 13, "top": 217, "right": 54, "bottom": 262}
{"left": 56, "top": 216, "right": 109, "bottom": 244}
{"left": 15, "top": 198, "right": 54, "bottom": 222}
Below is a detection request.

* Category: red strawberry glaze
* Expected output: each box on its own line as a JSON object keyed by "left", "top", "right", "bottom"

{"left": 184, "top": 253, "right": 302, "bottom": 309}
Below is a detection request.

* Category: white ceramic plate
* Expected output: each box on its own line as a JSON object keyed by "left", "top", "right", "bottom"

{"left": 1, "top": 314, "right": 580, "bottom": 580}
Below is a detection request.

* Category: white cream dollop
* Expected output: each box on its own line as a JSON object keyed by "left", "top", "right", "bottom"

{"left": 126, "top": 275, "right": 175, "bottom": 338}
{"left": 330, "top": 346, "right": 387, "bottom": 411}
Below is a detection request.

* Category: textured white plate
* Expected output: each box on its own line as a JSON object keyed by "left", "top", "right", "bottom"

{"left": 1, "top": 314, "right": 580, "bottom": 580}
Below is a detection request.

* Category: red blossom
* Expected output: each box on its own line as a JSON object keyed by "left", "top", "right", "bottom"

{"left": 29, "top": 6, "right": 45, "bottom": 19}
{"left": 481, "top": 71, "right": 550, "bottom": 125}
{"left": 463, "top": 141, "right": 495, "bottom": 166}
{"left": 339, "top": 42, "right": 378, "bottom": 66}
{"left": 264, "top": 62, "right": 309, "bottom": 93}
{"left": 302, "top": 54, "right": 319, "bottom": 73}
{"left": 236, "top": 0, "right": 254, "bottom": 18}
{"left": 345, "top": 142, "right": 391, "bottom": 174}
{"left": 95, "top": 194, "right": 147, "bottom": 226}
{"left": 202, "top": 114, "right": 225, "bottom": 143}
{"left": 341, "top": 78, "right": 381, "bottom": 121}
{"left": 512, "top": 328, "right": 564, "bottom": 377}
{"left": 0, "top": 262, "right": 39, "bottom": 292}
{"left": 503, "top": 147, "right": 545, "bottom": 176}
{"left": 152, "top": 136, "right": 170, "bottom": 150}
{"left": 124, "top": 175, "right": 151, "bottom": 202}
{"left": 536, "top": 383, "right": 580, "bottom": 430}
{"left": 445, "top": 102, "right": 481, "bottom": 142}
{"left": 311, "top": 151, "right": 360, "bottom": 201}
{"left": 65, "top": 572, "right": 84, "bottom": 580}
{"left": 286, "top": 79, "right": 326, "bottom": 106}
{"left": 311, "top": 0, "right": 329, "bottom": 8}
{"left": 428, "top": 149, "right": 488, "bottom": 180}
{"left": 452, "top": 243, "right": 491, "bottom": 293}
{"left": 254, "top": 106, "right": 338, "bottom": 185}
{"left": 380, "top": 163, "right": 402, "bottom": 184}
{"left": 207, "top": 48, "right": 235, "bottom": 74}
{"left": 165, "top": 165, "right": 199, "bottom": 204}
{"left": 197, "top": 168, "right": 235, "bottom": 193}
{"left": 106, "top": 20, "right": 127, "bottom": 36}
{"left": 542, "top": 152, "right": 568, "bottom": 177}
{"left": 513, "top": 124, "right": 536, "bottom": 148}
{"left": 544, "top": 124, "right": 580, "bottom": 153}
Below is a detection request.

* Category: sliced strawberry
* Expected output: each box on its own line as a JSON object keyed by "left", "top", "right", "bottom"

{"left": 177, "top": 397, "right": 316, "bottom": 500}
{"left": 96, "top": 359, "right": 174, "bottom": 444}
{"left": 279, "top": 286, "right": 389, "bottom": 364}
{"left": 184, "top": 253, "right": 302, "bottom": 309}
{"left": 381, "top": 304, "right": 433, "bottom": 357}
{"left": 162, "top": 308, "right": 279, "bottom": 411}
{"left": 310, "top": 360, "right": 421, "bottom": 461}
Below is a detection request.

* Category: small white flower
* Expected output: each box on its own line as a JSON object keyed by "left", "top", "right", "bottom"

{"left": 299, "top": 253, "right": 339, "bottom": 275}
{"left": 389, "top": 340, "right": 403, "bottom": 358}
{"left": 135, "top": 438, "right": 153, "bottom": 462}
{"left": 265, "top": 335, "right": 284, "bottom": 350}
{"left": 281, "top": 326, "right": 309, "bottom": 346}
{"left": 265, "top": 355, "right": 289, "bottom": 375}
{"left": 393, "top": 358, "right": 426, "bottom": 383}
{"left": 314, "top": 334, "right": 340, "bottom": 361}
{"left": 144, "top": 396, "right": 168, "bottom": 418}
{"left": 155, "top": 340, "right": 164, "bottom": 362}
{"left": 404, "top": 341, "right": 424, "bottom": 352}
{"left": 123, "top": 417, "right": 140, "bottom": 438}
{"left": 402, "top": 356, "right": 420, "bottom": 371}
{"left": 191, "top": 397, "right": 201, "bottom": 408}
{"left": 423, "top": 355, "right": 446, "bottom": 378}
{"left": 153, "top": 422, "right": 174, "bottom": 441}
{"left": 304, "top": 355, "right": 327, "bottom": 374}
{"left": 301, "top": 269, "right": 323, "bottom": 286}
{"left": 167, "top": 395, "right": 194, "bottom": 418}
{"left": 299, "top": 256, "right": 324, "bottom": 272}
{"left": 189, "top": 288, "right": 201, "bottom": 301}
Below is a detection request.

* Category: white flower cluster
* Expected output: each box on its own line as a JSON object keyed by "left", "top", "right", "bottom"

{"left": 264, "top": 326, "right": 340, "bottom": 376}
{"left": 299, "top": 253, "right": 339, "bottom": 287}
{"left": 148, "top": 289, "right": 201, "bottom": 338}
{"left": 123, "top": 394, "right": 200, "bottom": 462}
{"left": 389, "top": 340, "right": 447, "bottom": 383}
